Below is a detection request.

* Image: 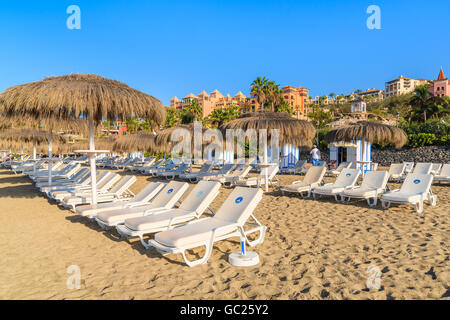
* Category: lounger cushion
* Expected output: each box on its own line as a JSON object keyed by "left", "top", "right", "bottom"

{"left": 96, "top": 204, "right": 162, "bottom": 224}
{"left": 281, "top": 182, "right": 310, "bottom": 192}
{"left": 341, "top": 188, "right": 381, "bottom": 198}
{"left": 76, "top": 202, "right": 127, "bottom": 216}
{"left": 381, "top": 192, "right": 422, "bottom": 203}
{"left": 313, "top": 186, "right": 345, "bottom": 194}
{"left": 155, "top": 218, "right": 237, "bottom": 248}
{"left": 124, "top": 209, "right": 195, "bottom": 231}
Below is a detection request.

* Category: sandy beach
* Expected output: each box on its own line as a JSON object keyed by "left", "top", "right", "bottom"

{"left": 0, "top": 168, "right": 448, "bottom": 300}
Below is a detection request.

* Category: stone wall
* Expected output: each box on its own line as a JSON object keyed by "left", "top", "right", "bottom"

{"left": 303, "top": 146, "right": 450, "bottom": 166}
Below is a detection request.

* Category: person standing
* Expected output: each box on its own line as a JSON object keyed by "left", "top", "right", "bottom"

{"left": 310, "top": 145, "right": 321, "bottom": 166}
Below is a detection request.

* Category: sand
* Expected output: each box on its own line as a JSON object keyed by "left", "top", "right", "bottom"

{"left": 0, "top": 167, "right": 448, "bottom": 300}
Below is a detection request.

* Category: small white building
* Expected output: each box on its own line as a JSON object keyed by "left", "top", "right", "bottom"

{"left": 351, "top": 100, "right": 366, "bottom": 113}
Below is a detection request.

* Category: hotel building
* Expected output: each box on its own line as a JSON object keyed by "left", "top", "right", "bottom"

{"left": 169, "top": 85, "right": 310, "bottom": 119}
{"left": 429, "top": 68, "right": 449, "bottom": 98}
{"left": 384, "top": 75, "right": 431, "bottom": 98}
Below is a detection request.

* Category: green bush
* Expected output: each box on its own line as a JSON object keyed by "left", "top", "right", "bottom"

{"left": 407, "top": 133, "right": 436, "bottom": 147}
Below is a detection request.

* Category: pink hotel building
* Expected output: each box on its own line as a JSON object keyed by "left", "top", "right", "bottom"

{"left": 169, "top": 86, "right": 310, "bottom": 119}
{"left": 429, "top": 68, "right": 450, "bottom": 98}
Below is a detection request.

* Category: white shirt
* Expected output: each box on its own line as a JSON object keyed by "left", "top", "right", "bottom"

{"left": 310, "top": 148, "right": 320, "bottom": 160}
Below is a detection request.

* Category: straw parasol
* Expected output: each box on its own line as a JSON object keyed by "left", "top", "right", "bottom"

{"left": 112, "top": 132, "right": 156, "bottom": 156}
{"left": 324, "top": 121, "right": 408, "bottom": 148}
{"left": 219, "top": 111, "right": 316, "bottom": 150}
{"left": 154, "top": 123, "right": 210, "bottom": 155}
{"left": 0, "top": 73, "right": 166, "bottom": 203}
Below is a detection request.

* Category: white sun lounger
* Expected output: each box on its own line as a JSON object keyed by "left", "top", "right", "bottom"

{"left": 75, "top": 182, "right": 165, "bottom": 218}
{"left": 430, "top": 163, "right": 442, "bottom": 176}
{"left": 116, "top": 180, "right": 222, "bottom": 248}
{"left": 36, "top": 168, "right": 88, "bottom": 189}
{"left": 40, "top": 169, "right": 92, "bottom": 193}
{"left": 280, "top": 160, "right": 307, "bottom": 175}
{"left": 158, "top": 162, "right": 189, "bottom": 179}
{"left": 280, "top": 165, "right": 327, "bottom": 198}
{"left": 388, "top": 163, "right": 406, "bottom": 182}
{"left": 199, "top": 163, "right": 237, "bottom": 183}
{"left": 61, "top": 175, "right": 137, "bottom": 210}
{"left": 49, "top": 171, "right": 113, "bottom": 201}
{"left": 33, "top": 163, "right": 81, "bottom": 182}
{"left": 412, "top": 163, "right": 433, "bottom": 175}
{"left": 403, "top": 162, "right": 414, "bottom": 174}
{"left": 312, "top": 168, "right": 361, "bottom": 202}
{"left": 234, "top": 164, "right": 279, "bottom": 188}
{"left": 381, "top": 173, "right": 436, "bottom": 213}
{"left": 54, "top": 172, "right": 121, "bottom": 203}
{"left": 207, "top": 164, "right": 252, "bottom": 186}
{"left": 326, "top": 162, "right": 351, "bottom": 177}
{"left": 148, "top": 187, "right": 266, "bottom": 267}
{"left": 178, "top": 162, "right": 215, "bottom": 182}
{"left": 434, "top": 163, "right": 450, "bottom": 183}
{"left": 340, "top": 170, "right": 390, "bottom": 207}
{"left": 95, "top": 181, "right": 190, "bottom": 229}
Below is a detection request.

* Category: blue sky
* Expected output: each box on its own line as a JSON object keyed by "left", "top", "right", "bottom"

{"left": 0, "top": 0, "right": 449, "bottom": 105}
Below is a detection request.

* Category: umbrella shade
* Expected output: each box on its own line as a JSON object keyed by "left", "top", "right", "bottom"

{"left": 324, "top": 121, "right": 408, "bottom": 148}
{"left": 0, "top": 74, "right": 165, "bottom": 125}
{"left": 112, "top": 131, "right": 156, "bottom": 153}
{"left": 219, "top": 111, "right": 315, "bottom": 150}
{"left": 0, "top": 74, "right": 166, "bottom": 204}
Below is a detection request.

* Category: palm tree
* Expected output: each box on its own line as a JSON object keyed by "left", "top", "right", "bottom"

{"left": 187, "top": 100, "right": 203, "bottom": 121}
{"left": 251, "top": 77, "right": 268, "bottom": 111}
{"left": 266, "top": 80, "right": 282, "bottom": 111}
{"left": 409, "top": 86, "right": 447, "bottom": 122}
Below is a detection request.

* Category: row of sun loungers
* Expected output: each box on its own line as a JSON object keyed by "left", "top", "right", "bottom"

{"left": 280, "top": 165, "right": 441, "bottom": 213}
{"left": 6, "top": 156, "right": 447, "bottom": 266}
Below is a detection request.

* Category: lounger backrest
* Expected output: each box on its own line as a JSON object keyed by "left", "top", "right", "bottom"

{"left": 388, "top": 163, "right": 406, "bottom": 176}
{"left": 150, "top": 181, "right": 189, "bottom": 208}
{"left": 334, "top": 168, "right": 361, "bottom": 187}
{"left": 218, "top": 163, "right": 236, "bottom": 175}
{"left": 360, "top": 171, "right": 389, "bottom": 190}
{"left": 403, "top": 162, "right": 414, "bottom": 173}
{"left": 93, "top": 171, "right": 112, "bottom": 188}
{"left": 400, "top": 173, "right": 433, "bottom": 194}
{"left": 198, "top": 162, "right": 214, "bottom": 173}
{"left": 133, "top": 182, "right": 165, "bottom": 202}
{"left": 179, "top": 181, "right": 221, "bottom": 214}
{"left": 259, "top": 165, "right": 279, "bottom": 179}
{"left": 439, "top": 163, "right": 450, "bottom": 176}
{"left": 98, "top": 173, "right": 121, "bottom": 191}
{"left": 109, "top": 175, "right": 137, "bottom": 195}
{"left": 430, "top": 163, "right": 442, "bottom": 174}
{"left": 71, "top": 168, "right": 89, "bottom": 182}
{"left": 66, "top": 163, "right": 81, "bottom": 177}
{"left": 214, "top": 187, "right": 263, "bottom": 225}
{"left": 413, "top": 163, "right": 432, "bottom": 175}
{"left": 303, "top": 166, "right": 327, "bottom": 185}
{"left": 295, "top": 160, "right": 307, "bottom": 169}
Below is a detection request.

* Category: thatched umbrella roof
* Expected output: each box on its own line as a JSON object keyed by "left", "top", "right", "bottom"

{"left": 0, "top": 74, "right": 165, "bottom": 125}
{"left": 219, "top": 112, "right": 316, "bottom": 149}
{"left": 0, "top": 128, "right": 66, "bottom": 144}
{"left": 324, "top": 121, "right": 408, "bottom": 148}
{"left": 112, "top": 132, "right": 156, "bottom": 153}
{"left": 154, "top": 123, "right": 209, "bottom": 154}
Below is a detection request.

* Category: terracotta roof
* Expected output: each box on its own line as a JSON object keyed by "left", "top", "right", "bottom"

{"left": 184, "top": 93, "right": 198, "bottom": 99}
{"left": 437, "top": 68, "right": 446, "bottom": 81}
{"left": 198, "top": 90, "right": 209, "bottom": 97}
{"left": 234, "top": 91, "right": 246, "bottom": 98}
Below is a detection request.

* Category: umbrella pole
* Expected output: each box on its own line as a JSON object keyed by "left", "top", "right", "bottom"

{"left": 48, "top": 131, "right": 52, "bottom": 186}
{"left": 33, "top": 139, "right": 37, "bottom": 160}
{"left": 88, "top": 115, "right": 97, "bottom": 205}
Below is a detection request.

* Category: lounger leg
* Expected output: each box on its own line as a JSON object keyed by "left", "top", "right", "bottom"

{"left": 180, "top": 243, "right": 214, "bottom": 267}
{"left": 381, "top": 200, "right": 390, "bottom": 210}
{"left": 367, "top": 197, "right": 377, "bottom": 208}
{"left": 414, "top": 201, "right": 423, "bottom": 214}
